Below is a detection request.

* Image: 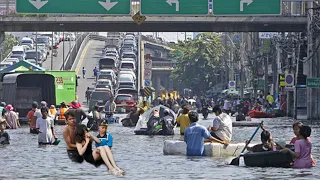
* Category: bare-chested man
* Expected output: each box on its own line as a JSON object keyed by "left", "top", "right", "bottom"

{"left": 63, "top": 109, "right": 84, "bottom": 163}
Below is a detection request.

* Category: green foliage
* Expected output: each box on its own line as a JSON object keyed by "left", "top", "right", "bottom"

{"left": 1, "top": 33, "right": 19, "bottom": 61}
{"left": 170, "top": 32, "right": 225, "bottom": 94}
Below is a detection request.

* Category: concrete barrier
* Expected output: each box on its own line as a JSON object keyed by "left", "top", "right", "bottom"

{"left": 163, "top": 140, "right": 254, "bottom": 157}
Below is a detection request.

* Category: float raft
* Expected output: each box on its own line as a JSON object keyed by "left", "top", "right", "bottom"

{"left": 163, "top": 140, "right": 254, "bottom": 157}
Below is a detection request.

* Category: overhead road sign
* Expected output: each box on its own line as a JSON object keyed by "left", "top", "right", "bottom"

{"left": 132, "top": 11, "right": 146, "bottom": 25}
{"left": 213, "top": 0, "right": 281, "bottom": 16}
{"left": 16, "top": 0, "right": 131, "bottom": 15}
{"left": 140, "top": 0, "right": 209, "bottom": 16}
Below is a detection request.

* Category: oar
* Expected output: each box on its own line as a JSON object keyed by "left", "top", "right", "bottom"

{"left": 240, "top": 120, "right": 264, "bottom": 153}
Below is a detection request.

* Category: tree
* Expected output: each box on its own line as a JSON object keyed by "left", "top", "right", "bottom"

{"left": 0, "top": 33, "right": 18, "bottom": 61}
{"left": 170, "top": 32, "right": 225, "bottom": 95}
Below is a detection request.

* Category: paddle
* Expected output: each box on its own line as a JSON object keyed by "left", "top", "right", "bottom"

{"left": 240, "top": 120, "right": 264, "bottom": 153}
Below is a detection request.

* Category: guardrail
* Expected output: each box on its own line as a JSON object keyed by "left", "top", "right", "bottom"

{"left": 61, "top": 33, "right": 89, "bottom": 70}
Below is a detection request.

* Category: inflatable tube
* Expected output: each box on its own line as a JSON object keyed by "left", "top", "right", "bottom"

{"left": 163, "top": 140, "right": 253, "bottom": 157}
{"left": 232, "top": 121, "right": 261, "bottom": 127}
{"left": 230, "top": 151, "right": 293, "bottom": 167}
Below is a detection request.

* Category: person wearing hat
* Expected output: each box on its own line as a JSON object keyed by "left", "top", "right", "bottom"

{"left": 26, "top": 101, "right": 39, "bottom": 134}
{"left": 4, "top": 104, "right": 19, "bottom": 129}
{"left": 95, "top": 120, "right": 113, "bottom": 148}
{"left": 0, "top": 118, "right": 10, "bottom": 145}
{"left": 159, "top": 109, "right": 175, "bottom": 135}
{"left": 66, "top": 101, "right": 87, "bottom": 124}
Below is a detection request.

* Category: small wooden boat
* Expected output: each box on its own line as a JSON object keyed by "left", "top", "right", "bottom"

{"left": 230, "top": 151, "right": 293, "bottom": 167}
{"left": 248, "top": 110, "right": 274, "bottom": 118}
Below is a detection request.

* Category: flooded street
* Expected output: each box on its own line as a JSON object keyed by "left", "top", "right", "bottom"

{"left": 0, "top": 115, "right": 319, "bottom": 180}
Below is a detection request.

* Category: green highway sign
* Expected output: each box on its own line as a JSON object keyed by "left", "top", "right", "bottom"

{"left": 213, "top": 0, "right": 281, "bottom": 15}
{"left": 16, "top": 0, "right": 131, "bottom": 15}
{"left": 140, "top": 0, "right": 209, "bottom": 16}
{"left": 307, "top": 78, "right": 320, "bottom": 88}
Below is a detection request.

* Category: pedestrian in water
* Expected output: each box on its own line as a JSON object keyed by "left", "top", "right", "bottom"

{"left": 4, "top": 104, "right": 19, "bottom": 129}
{"left": 67, "top": 100, "right": 87, "bottom": 124}
{"left": 36, "top": 107, "right": 57, "bottom": 145}
{"left": 75, "top": 124, "right": 124, "bottom": 176}
{"left": 0, "top": 102, "right": 6, "bottom": 117}
{"left": 0, "top": 118, "right": 10, "bottom": 145}
{"left": 49, "top": 105, "right": 57, "bottom": 119}
{"left": 55, "top": 102, "right": 69, "bottom": 123}
{"left": 82, "top": 67, "right": 86, "bottom": 78}
{"left": 26, "top": 101, "right": 38, "bottom": 134}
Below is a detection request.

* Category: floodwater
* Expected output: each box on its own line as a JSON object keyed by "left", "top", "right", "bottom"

{"left": 0, "top": 114, "right": 319, "bottom": 180}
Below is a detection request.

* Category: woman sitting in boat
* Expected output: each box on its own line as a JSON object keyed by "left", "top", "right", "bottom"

{"left": 246, "top": 130, "right": 274, "bottom": 152}
{"left": 253, "top": 101, "right": 262, "bottom": 111}
{"left": 281, "top": 125, "right": 313, "bottom": 169}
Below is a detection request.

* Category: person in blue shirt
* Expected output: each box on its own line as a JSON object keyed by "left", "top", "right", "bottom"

{"left": 82, "top": 67, "right": 86, "bottom": 78}
{"left": 184, "top": 112, "right": 226, "bottom": 156}
{"left": 96, "top": 120, "right": 113, "bottom": 149}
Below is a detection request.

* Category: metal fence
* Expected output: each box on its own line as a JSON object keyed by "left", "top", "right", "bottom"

{"left": 0, "top": 0, "right": 309, "bottom": 17}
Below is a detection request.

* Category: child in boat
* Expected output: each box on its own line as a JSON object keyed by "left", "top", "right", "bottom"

{"left": 281, "top": 125, "right": 313, "bottom": 169}
{"left": 246, "top": 130, "right": 274, "bottom": 152}
{"left": 289, "top": 122, "right": 315, "bottom": 167}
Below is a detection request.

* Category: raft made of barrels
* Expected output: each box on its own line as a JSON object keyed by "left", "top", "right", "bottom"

{"left": 230, "top": 151, "right": 293, "bottom": 167}
{"left": 163, "top": 140, "right": 254, "bottom": 157}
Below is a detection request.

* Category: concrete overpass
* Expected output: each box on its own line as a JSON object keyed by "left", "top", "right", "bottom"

{"left": 0, "top": 16, "right": 307, "bottom": 32}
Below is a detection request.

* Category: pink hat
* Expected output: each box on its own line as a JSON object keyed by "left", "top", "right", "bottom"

{"left": 68, "top": 101, "right": 82, "bottom": 109}
{"left": 6, "top": 104, "right": 13, "bottom": 111}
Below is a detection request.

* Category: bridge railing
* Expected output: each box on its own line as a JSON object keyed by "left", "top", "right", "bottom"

{"left": 0, "top": 0, "right": 308, "bottom": 17}
{"left": 61, "top": 33, "right": 90, "bottom": 70}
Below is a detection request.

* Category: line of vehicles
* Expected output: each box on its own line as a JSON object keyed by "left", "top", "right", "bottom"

{"left": 88, "top": 32, "right": 139, "bottom": 113}
{"left": 0, "top": 32, "right": 79, "bottom": 71}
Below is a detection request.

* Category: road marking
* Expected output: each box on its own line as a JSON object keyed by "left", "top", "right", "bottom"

{"left": 75, "top": 41, "right": 92, "bottom": 74}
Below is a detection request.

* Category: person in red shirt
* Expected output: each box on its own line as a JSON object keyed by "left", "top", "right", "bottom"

{"left": 289, "top": 122, "right": 315, "bottom": 167}
{"left": 26, "top": 101, "right": 38, "bottom": 134}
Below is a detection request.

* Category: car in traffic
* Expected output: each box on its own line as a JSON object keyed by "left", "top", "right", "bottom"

{"left": 118, "top": 74, "right": 135, "bottom": 84}
{"left": 36, "top": 37, "right": 51, "bottom": 50}
{"left": 25, "top": 50, "right": 45, "bottom": 64}
{"left": 119, "top": 60, "right": 136, "bottom": 72}
{"left": 99, "top": 56, "right": 117, "bottom": 70}
{"left": 115, "top": 94, "right": 135, "bottom": 112}
{"left": 117, "top": 81, "right": 135, "bottom": 89}
{"left": 121, "top": 53, "right": 137, "bottom": 62}
{"left": 89, "top": 88, "right": 113, "bottom": 111}
{"left": 116, "top": 88, "right": 138, "bottom": 101}
{"left": 118, "top": 70, "right": 136, "bottom": 81}
{"left": 11, "top": 46, "right": 26, "bottom": 58}
{"left": 10, "top": 54, "right": 25, "bottom": 61}
{"left": 0, "top": 62, "right": 13, "bottom": 71}
{"left": 20, "top": 37, "right": 34, "bottom": 49}
{"left": 36, "top": 44, "right": 49, "bottom": 60}
{"left": 5, "top": 57, "right": 19, "bottom": 64}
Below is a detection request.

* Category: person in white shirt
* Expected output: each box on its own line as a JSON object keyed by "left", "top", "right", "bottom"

{"left": 223, "top": 97, "right": 231, "bottom": 115}
{"left": 207, "top": 105, "right": 232, "bottom": 143}
{"left": 36, "top": 107, "right": 57, "bottom": 145}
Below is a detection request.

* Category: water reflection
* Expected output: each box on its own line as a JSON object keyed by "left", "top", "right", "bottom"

{"left": 0, "top": 115, "right": 319, "bottom": 179}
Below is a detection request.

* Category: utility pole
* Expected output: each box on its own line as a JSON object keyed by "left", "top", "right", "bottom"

{"left": 51, "top": 31, "right": 54, "bottom": 70}
{"left": 253, "top": 32, "right": 259, "bottom": 98}
{"left": 264, "top": 54, "right": 269, "bottom": 95}
{"left": 62, "top": 31, "right": 65, "bottom": 70}
{"left": 35, "top": 32, "right": 38, "bottom": 66}
{"left": 240, "top": 33, "right": 245, "bottom": 100}
{"left": 307, "top": 1, "right": 313, "bottom": 119}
